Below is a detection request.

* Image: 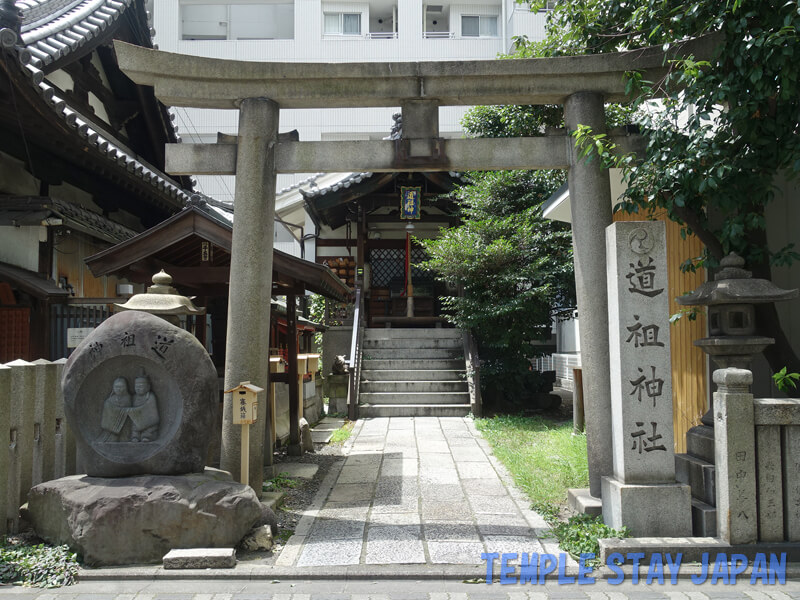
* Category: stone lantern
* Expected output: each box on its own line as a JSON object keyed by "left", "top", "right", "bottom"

{"left": 115, "top": 270, "right": 205, "bottom": 326}
{"left": 677, "top": 253, "right": 797, "bottom": 370}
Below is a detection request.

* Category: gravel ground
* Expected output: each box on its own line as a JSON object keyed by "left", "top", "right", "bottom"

{"left": 237, "top": 438, "right": 347, "bottom": 565}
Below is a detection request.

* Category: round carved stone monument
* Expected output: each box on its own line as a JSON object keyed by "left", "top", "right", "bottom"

{"left": 62, "top": 310, "right": 218, "bottom": 477}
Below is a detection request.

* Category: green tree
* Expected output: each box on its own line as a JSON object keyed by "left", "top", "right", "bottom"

{"left": 419, "top": 168, "right": 573, "bottom": 402}
{"left": 526, "top": 0, "right": 800, "bottom": 386}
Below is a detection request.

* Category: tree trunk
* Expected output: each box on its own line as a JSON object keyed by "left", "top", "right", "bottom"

{"left": 748, "top": 226, "right": 800, "bottom": 398}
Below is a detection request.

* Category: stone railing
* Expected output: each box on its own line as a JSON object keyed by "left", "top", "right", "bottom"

{"left": 714, "top": 368, "right": 800, "bottom": 544}
{"left": 1, "top": 359, "right": 77, "bottom": 535}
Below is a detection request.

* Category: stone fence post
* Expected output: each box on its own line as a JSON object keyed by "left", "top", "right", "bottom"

{"left": 713, "top": 367, "right": 758, "bottom": 544}
{"left": 1, "top": 359, "right": 74, "bottom": 535}
{"left": 0, "top": 363, "right": 10, "bottom": 534}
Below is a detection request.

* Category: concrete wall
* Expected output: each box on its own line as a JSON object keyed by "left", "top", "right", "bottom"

{"left": 321, "top": 325, "right": 353, "bottom": 376}
{"left": 0, "top": 359, "right": 76, "bottom": 535}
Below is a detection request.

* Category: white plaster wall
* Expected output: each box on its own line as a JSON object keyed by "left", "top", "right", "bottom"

{"left": 0, "top": 227, "right": 42, "bottom": 272}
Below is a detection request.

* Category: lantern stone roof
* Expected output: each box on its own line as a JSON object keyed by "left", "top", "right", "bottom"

{"left": 677, "top": 253, "right": 798, "bottom": 307}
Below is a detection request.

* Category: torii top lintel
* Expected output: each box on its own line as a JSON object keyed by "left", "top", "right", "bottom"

{"left": 114, "top": 34, "right": 718, "bottom": 111}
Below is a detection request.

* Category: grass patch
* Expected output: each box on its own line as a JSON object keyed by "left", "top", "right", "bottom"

{"left": 330, "top": 420, "right": 354, "bottom": 444}
{"left": 263, "top": 472, "right": 299, "bottom": 492}
{"left": 275, "top": 528, "right": 294, "bottom": 545}
{"left": 474, "top": 414, "right": 588, "bottom": 507}
{"left": 0, "top": 538, "right": 78, "bottom": 587}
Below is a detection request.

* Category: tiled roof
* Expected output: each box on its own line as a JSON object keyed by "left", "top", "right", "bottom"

{"left": 50, "top": 196, "right": 137, "bottom": 242}
{"left": 18, "top": 0, "right": 137, "bottom": 68}
{"left": 0, "top": 0, "right": 192, "bottom": 207}
{"left": 0, "top": 195, "right": 138, "bottom": 243}
{"left": 301, "top": 172, "right": 376, "bottom": 199}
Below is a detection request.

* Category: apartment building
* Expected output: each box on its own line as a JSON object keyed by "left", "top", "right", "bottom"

{"left": 149, "top": 0, "right": 550, "bottom": 210}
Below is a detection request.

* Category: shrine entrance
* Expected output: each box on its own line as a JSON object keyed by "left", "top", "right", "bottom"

{"left": 113, "top": 35, "right": 716, "bottom": 494}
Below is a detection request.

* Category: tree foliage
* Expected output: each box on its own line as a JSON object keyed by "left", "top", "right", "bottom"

{"left": 419, "top": 168, "right": 573, "bottom": 399}
{"left": 524, "top": 0, "right": 800, "bottom": 382}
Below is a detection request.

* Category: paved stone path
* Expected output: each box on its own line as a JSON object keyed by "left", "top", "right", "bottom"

{"left": 276, "top": 416, "right": 557, "bottom": 568}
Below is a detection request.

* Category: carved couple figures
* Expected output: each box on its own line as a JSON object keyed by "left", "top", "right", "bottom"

{"left": 99, "top": 371, "right": 160, "bottom": 442}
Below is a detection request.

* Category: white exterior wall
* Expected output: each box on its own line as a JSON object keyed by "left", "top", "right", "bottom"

{"left": 0, "top": 227, "right": 43, "bottom": 272}
{"left": 152, "top": 0, "right": 549, "bottom": 202}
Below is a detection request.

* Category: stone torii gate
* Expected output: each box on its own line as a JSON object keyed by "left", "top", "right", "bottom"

{"left": 115, "top": 36, "right": 715, "bottom": 493}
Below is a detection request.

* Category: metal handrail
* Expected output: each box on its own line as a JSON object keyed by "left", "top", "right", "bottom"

{"left": 346, "top": 287, "right": 364, "bottom": 420}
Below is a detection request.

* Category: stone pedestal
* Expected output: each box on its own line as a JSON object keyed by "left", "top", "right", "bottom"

{"left": 601, "top": 477, "right": 692, "bottom": 535}
{"left": 23, "top": 468, "right": 271, "bottom": 566}
{"left": 602, "top": 221, "right": 691, "bottom": 536}
{"left": 324, "top": 373, "right": 349, "bottom": 415}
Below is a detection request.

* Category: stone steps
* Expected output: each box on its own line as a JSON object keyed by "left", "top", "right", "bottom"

{"left": 357, "top": 328, "right": 470, "bottom": 418}
{"left": 363, "top": 328, "right": 462, "bottom": 340}
{"left": 360, "top": 391, "right": 470, "bottom": 404}
{"left": 362, "top": 348, "right": 462, "bottom": 360}
{"left": 362, "top": 358, "right": 465, "bottom": 370}
{"left": 358, "top": 403, "right": 472, "bottom": 417}
{"left": 360, "top": 380, "right": 468, "bottom": 393}
{"left": 686, "top": 424, "right": 715, "bottom": 463}
{"left": 361, "top": 369, "right": 464, "bottom": 381}
{"left": 362, "top": 337, "right": 462, "bottom": 350}
{"left": 675, "top": 452, "right": 716, "bottom": 506}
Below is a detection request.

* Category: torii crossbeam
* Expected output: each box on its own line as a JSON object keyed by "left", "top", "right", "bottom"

{"left": 114, "top": 35, "right": 717, "bottom": 495}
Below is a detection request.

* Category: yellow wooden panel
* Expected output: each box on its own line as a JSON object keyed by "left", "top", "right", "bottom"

{"left": 81, "top": 240, "right": 107, "bottom": 298}
{"left": 613, "top": 209, "right": 708, "bottom": 452}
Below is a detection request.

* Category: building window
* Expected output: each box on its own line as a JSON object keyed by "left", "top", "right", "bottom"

{"left": 181, "top": 3, "right": 294, "bottom": 40}
{"left": 461, "top": 15, "right": 498, "bottom": 38}
{"left": 324, "top": 12, "right": 362, "bottom": 36}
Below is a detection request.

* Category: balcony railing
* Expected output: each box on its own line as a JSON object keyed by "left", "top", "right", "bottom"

{"left": 423, "top": 31, "right": 454, "bottom": 38}
{"left": 367, "top": 31, "right": 398, "bottom": 39}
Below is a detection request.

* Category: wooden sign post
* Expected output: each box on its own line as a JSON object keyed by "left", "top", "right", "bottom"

{"left": 225, "top": 381, "right": 263, "bottom": 485}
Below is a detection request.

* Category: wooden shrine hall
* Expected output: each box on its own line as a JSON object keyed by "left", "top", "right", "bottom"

{"left": 304, "top": 170, "right": 462, "bottom": 327}
{"left": 84, "top": 198, "right": 352, "bottom": 460}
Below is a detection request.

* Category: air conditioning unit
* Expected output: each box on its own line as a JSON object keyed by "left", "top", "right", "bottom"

{"left": 426, "top": 5, "right": 443, "bottom": 12}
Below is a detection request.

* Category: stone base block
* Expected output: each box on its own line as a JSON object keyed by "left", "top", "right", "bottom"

{"left": 691, "top": 498, "right": 717, "bottom": 537}
{"left": 23, "top": 468, "right": 266, "bottom": 566}
{"left": 675, "top": 453, "right": 716, "bottom": 505}
{"left": 686, "top": 424, "right": 715, "bottom": 463}
{"left": 163, "top": 548, "right": 236, "bottom": 569}
{"left": 599, "top": 537, "right": 800, "bottom": 564}
{"left": 567, "top": 488, "right": 602, "bottom": 517}
{"left": 324, "top": 374, "right": 349, "bottom": 416}
{"left": 601, "top": 476, "right": 692, "bottom": 537}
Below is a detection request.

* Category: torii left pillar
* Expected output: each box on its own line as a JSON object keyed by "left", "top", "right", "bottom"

{"left": 221, "top": 97, "right": 279, "bottom": 490}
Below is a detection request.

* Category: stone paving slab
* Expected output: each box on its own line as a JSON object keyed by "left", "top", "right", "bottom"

{"left": 280, "top": 416, "right": 552, "bottom": 568}
{"left": 274, "top": 462, "right": 320, "bottom": 479}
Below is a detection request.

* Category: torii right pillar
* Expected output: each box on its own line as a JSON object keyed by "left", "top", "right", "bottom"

{"left": 564, "top": 92, "right": 614, "bottom": 498}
